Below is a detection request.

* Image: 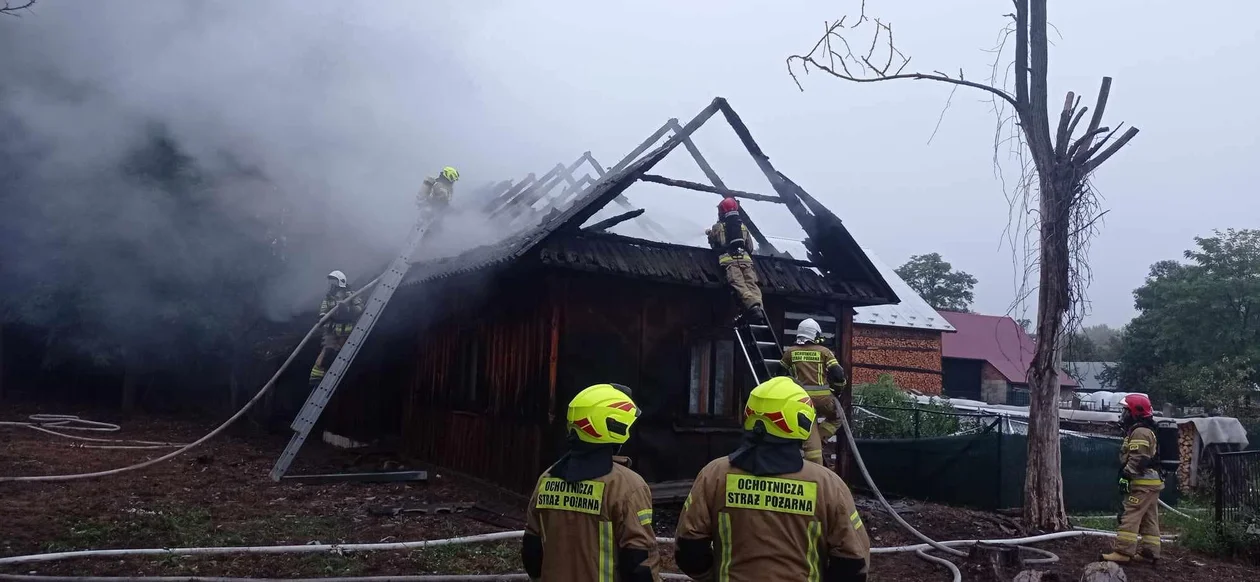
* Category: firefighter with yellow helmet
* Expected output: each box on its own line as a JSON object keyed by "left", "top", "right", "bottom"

{"left": 417, "top": 166, "right": 459, "bottom": 210}
{"left": 675, "top": 376, "right": 870, "bottom": 582}
{"left": 523, "top": 383, "right": 660, "bottom": 581}
{"left": 782, "top": 318, "right": 847, "bottom": 467}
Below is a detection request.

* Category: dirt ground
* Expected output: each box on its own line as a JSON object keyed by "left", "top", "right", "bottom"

{"left": 2, "top": 407, "right": 1257, "bottom": 581}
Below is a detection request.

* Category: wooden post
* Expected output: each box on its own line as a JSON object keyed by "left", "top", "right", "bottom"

{"left": 831, "top": 304, "right": 856, "bottom": 481}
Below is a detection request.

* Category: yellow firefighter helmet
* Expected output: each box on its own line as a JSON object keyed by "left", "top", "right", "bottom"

{"left": 441, "top": 166, "right": 460, "bottom": 182}
{"left": 743, "top": 376, "right": 815, "bottom": 440}
{"left": 567, "top": 383, "right": 641, "bottom": 445}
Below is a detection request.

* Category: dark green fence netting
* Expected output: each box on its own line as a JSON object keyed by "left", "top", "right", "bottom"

{"left": 850, "top": 419, "right": 1181, "bottom": 513}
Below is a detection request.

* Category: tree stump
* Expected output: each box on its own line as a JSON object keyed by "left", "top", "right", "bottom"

{"left": 966, "top": 542, "right": 1025, "bottom": 581}
{"left": 1015, "top": 571, "right": 1061, "bottom": 582}
{"left": 1080, "top": 561, "right": 1127, "bottom": 582}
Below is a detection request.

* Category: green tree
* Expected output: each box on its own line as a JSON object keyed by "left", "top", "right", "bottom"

{"left": 1113, "top": 230, "right": 1260, "bottom": 412}
{"left": 894, "top": 253, "right": 978, "bottom": 312}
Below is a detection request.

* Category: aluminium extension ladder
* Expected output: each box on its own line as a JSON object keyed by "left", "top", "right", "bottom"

{"left": 269, "top": 208, "right": 446, "bottom": 481}
{"left": 734, "top": 310, "right": 785, "bottom": 386}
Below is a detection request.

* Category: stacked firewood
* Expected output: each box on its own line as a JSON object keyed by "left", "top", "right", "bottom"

{"left": 1176, "top": 422, "right": 1196, "bottom": 494}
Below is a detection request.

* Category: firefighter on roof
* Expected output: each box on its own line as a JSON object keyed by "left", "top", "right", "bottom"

{"left": 706, "top": 197, "right": 764, "bottom": 324}
{"left": 416, "top": 166, "right": 459, "bottom": 210}
{"left": 522, "top": 383, "right": 660, "bottom": 582}
{"left": 1102, "top": 393, "right": 1164, "bottom": 564}
{"left": 675, "top": 376, "right": 870, "bottom": 582}
{"left": 781, "top": 318, "right": 847, "bottom": 467}
{"left": 308, "top": 270, "right": 365, "bottom": 387}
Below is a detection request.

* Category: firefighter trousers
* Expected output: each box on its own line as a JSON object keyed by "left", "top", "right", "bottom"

{"left": 309, "top": 333, "right": 347, "bottom": 385}
{"left": 803, "top": 389, "right": 841, "bottom": 466}
{"left": 723, "top": 260, "right": 762, "bottom": 310}
{"left": 1112, "top": 485, "right": 1162, "bottom": 558}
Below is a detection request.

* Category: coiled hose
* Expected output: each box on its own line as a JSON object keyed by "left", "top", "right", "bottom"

{"left": 0, "top": 276, "right": 380, "bottom": 483}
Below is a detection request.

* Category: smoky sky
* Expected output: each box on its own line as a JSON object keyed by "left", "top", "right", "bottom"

{"left": 2, "top": 0, "right": 1257, "bottom": 330}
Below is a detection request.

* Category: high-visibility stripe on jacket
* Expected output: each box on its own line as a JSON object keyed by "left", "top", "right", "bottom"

{"left": 708, "top": 221, "right": 755, "bottom": 263}
{"left": 675, "top": 457, "right": 870, "bottom": 582}
{"left": 524, "top": 460, "right": 660, "bottom": 581}
{"left": 1120, "top": 426, "right": 1163, "bottom": 483}
{"left": 319, "top": 290, "right": 364, "bottom": 337}
{"left": 781, "top": 345, "right": 843, "bottom": 388}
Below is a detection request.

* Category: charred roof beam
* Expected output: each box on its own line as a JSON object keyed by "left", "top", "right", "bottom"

{"left": 638, "top": 174, "right": 781, "bottom": 203}
{"left": 583, "top": 208, "right": 645, "bottom": 233}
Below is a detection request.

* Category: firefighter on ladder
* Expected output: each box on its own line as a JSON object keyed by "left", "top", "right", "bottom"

{"left": 1102, "top": 393, "right": 1164, "bottom": 564}
{"left": 782, "top": 318, "right": 847, "bottom": 467}
{"left": 706, "top": 197, "right": 764, "bottom": 324}
{"left": 308, "top": 270, "right": 365, "bottom": 387}
{"left": 416, "top": 166, "right": 459, "bottom": 211}
{"left": 523, "top": 383, "right": 660, "bottom": 581}
{"left": 675, "top": 376, "right": 870, "bottom": 582}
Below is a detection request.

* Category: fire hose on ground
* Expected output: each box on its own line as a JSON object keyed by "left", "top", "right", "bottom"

{"left": 0, "top": 409, "right": 1177, "bottom": 582}
{"left": 0, "top": 276, "right": 381, "bottom": 483}
{"left": 0, "top": 278, "right": 1179, "bottom": 579}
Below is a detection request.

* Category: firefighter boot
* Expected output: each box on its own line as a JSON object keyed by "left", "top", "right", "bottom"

{"left": 1100, "top": 551, "right": 1131, "bottom": 563}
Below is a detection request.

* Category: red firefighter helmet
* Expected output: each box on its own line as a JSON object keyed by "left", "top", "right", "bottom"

{"left": 1119, "top": 393, "right": 1154, "bottom": 420}
{"left": 717, "top": 197, "right": 739, "bottom": 217}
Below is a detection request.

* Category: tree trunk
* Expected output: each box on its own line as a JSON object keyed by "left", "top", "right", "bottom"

{"left": 1023, "top": 172, "right": 1072, "bottom": 531}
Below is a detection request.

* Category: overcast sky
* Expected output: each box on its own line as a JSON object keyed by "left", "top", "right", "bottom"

{"left": 6, "top": 0, "right": 1257, "bottom": 326}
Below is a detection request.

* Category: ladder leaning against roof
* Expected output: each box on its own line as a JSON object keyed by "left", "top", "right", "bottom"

{"left": 268, "top": 205, "right": 449, "bottom": 481}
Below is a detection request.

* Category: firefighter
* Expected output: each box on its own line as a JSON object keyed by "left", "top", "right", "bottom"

{"left": 308, "top": 270, "right": 365, "bottom": 387}
{"left": 1102, "top": 393, "right": 1164, "bottom": 564}
{"left": 781, "top": 318, "right": 847, "bottom": 466}
{"left": 705, "top": 197, "right": 764, "bottom": 324}
{"left": 675, "top": 376, "right": 870, "bottom": 582}
{"left": 416, "top": 166, "right": 459, "bottom": 210}
{"left": 522, "top": 383, "right": 659, "bottom": 582}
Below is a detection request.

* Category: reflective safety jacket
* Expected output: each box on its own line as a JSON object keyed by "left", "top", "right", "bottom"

{"left": 524, "top": 459, "right": 660, "bottom": 581}
{"left": 319, "top": 289, "right": 364, "bottom": 337}
{"left": 418, "top": 177, "right": 454, "bottom": 208}
{"left": 675, "top": 457, "right": 870, "bottom": 582}
{"left": 781, "top": 345, "right": 846, "bottom": 396}
{"left": 1120, "top": 425, "right": 1163, "bottom": 489}
{"left": 707, "top": 221, "right": 755, "bottom": 264}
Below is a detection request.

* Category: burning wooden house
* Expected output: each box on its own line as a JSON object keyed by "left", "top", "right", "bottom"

{"left": 320, "top": 98, "right": 899, "bottom": 493}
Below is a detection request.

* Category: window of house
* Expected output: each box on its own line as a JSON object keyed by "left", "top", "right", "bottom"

{"left": 455, "top": 336, "right": 484, "bottom": 411}
{"left": 689, "top": 338, "right": 736, "bottom": 417}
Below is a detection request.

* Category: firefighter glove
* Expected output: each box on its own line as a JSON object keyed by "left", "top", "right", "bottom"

{"left": 1117, "top": 477, "right": 1130, "bottom": 496}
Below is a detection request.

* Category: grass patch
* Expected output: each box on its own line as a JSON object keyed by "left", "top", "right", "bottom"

{"left": 44, "top": 506, "right": 346, "bottom": 553}
{"left": 408, "top": 541, "right": 521, "bottom": 574}
{"left": 1178, "top": 518, "right": 1260, "bottom": 563}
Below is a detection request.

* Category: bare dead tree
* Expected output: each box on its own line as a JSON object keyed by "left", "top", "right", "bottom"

{"left": 787, "top": 0, "right": 1138, "bottom": 531}
{"left": 0, "top": 1, "right": 35, "bottom": 16}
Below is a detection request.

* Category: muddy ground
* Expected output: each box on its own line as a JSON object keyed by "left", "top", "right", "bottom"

{"left": 1, "top": 407, "right": 1256, "bottom": 581}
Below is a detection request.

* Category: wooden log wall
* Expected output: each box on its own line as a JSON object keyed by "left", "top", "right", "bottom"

{"left": 851, "top": 325, "right": 944, "bottom": 394}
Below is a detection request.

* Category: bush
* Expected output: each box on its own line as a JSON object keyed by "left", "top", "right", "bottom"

{"left": 852, "top": 374, "right": 961, "bottom": 439}
{"left": 1178, "top": 518, "right": 1260, "bottom": 564}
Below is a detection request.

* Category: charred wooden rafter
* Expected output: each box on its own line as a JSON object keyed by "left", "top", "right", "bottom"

{"left": 583, "top": 208, "right": 646, "bottom": 233}
{"left": 639, "top": 174, "right": 781, "bottom": 203}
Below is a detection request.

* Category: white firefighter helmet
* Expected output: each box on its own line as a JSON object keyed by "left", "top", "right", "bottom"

{"left": 796, "top": 318, "right": 822, "bottom": 344}
{"left": 327, "top": 270, "right": 348, "bottom": 289}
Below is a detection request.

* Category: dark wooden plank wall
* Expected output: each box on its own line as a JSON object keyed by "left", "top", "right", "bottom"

{"left": 400, "top": 273, "right": 553, "bottom": 493}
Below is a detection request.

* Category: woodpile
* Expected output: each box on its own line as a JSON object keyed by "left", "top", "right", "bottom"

{"left": 852, "top": 325, "right": 944, "bottom": 394}
{"left": 1177, "top": 422, "right": 1197, "bottom": 494}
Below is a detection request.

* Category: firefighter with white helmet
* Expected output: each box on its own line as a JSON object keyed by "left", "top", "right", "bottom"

{"left": 781, "top": 318, "right": 847, "bottom": 466}
{"left": 417, "top": 166, "right": 460, "bottom": 210}
{"left": 308, "top": 270, "right": 364, "bottom": 386}
{"left": 675, "top": 376, "right": 870, "bottom": 581}
{"left": 522, "top": 383, "right": 659, "bottom": 581}
{"left": 1102, "top": 393, "right": 1164, "bottom": 564}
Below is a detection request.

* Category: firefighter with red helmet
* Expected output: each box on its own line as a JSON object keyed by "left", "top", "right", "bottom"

{"left": 522, "top": 383, "right": 660, "bottom": 581}
{"left": 706, "top": 197, "right": 764, "bottom": 323}
{"left": 1102, "top": 393, "right": 1164, "bottom": 564}
{"left": 675, "top": 377, "right": 870, "bottom": 582}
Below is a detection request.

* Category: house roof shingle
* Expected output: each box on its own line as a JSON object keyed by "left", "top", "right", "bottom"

{"left": 939, "top": 311, "right": 1079, "bottom": 387}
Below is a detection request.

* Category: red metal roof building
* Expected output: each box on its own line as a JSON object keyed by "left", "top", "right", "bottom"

{"left": 938, "top": 311, "right": 1079, "bottom": 405}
